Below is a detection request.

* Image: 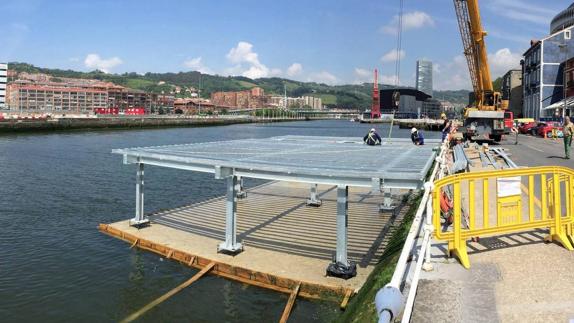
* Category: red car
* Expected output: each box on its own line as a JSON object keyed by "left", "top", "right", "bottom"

{"left": 536, "top": 122, "right": 563, "bottom": 137}
{"left": 518, "top": 121, "right": 538, "bottom": 134}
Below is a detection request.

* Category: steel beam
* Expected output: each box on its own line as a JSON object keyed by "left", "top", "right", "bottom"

{"left": 218, "top": 175, "right": 243, "bottom": 254}
{"left": 306, "top": 183, "right": 322, "bottom": 206}
{"left": 120, "top": 155, "right": 425, "bottom": 189}
{"left": 130, "top": 163, "right": 149, "bottom": 227}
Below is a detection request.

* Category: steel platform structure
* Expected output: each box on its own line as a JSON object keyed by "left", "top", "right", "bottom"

{"left": 112, "top": 135, "right": 438, "bottom": 275}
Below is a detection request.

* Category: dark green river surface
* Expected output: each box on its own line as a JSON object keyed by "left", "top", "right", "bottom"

{"left": 0, "top": 120, "right": 439, "bottom": 322}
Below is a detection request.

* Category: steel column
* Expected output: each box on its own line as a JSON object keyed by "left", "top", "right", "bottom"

{"left": 130, "top": 163, "right": 149, "bottom": 226}
{"left": 236, "top": 176, "right": 247, "bottom": 199}
{"left": 336, "top": 185, "right": 349, "bottom": 265}
{"left": 380, "top": 188, "right": 395, "bottom": 211}
{"left": 306, "top": 183, "right": 322, "bottom": 206}
{"left": 218, "top": 175, "right": 243, "bottom": 254}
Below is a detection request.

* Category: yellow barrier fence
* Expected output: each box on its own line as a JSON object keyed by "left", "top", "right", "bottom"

{"left": 432, "top": 166, "right": 574, "bottom": 268}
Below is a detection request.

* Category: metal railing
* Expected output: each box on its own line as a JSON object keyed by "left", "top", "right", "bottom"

{"left": 432, "top": 166, "right": 574, "bottom": 268}
{"left": 375, "top": 140, "right": 449, "bottom": 322}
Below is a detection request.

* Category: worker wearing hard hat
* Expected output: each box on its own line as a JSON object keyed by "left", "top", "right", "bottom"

{"left": 411, "top": 127, "right": 425, "bottom": 145}
{"left": 363, "top": 128, "right": 382, "bottom": 146}
{"left": 441, "top": 115, "right": 452, "bottom": 142}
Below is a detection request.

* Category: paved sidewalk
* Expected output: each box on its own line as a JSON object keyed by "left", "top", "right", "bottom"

{"left": 412, "top": 231, "right": 574, "bottom": 322}
{"left": 410, "top": 137, "right": 574, "bottom": 323}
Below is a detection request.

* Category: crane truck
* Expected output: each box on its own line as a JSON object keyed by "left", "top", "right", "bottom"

{"left": 454, "top": 0, "right": 509, "bottom": 142}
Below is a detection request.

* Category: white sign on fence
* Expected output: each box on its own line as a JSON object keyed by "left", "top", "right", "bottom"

{"left": 497, "top": 176, "right": 522, "bottom": 197}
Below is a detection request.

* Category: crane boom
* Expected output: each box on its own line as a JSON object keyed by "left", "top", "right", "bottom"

{"left": 453, "top": 0, "right": 508, "bottom": 141}
{"left": 454, "top": 0, "right": 502, "bottom": 109}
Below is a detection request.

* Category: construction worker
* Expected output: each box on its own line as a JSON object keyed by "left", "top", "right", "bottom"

{"left": 411, "top": 127, "right": 425, "bottom": 145}
{"left": 511, "top": 123, "right": 519, "bottom": 145}
{"left": 363, "top": 128, "right": 382, "bottom": 146}
{"left": 441, "top": 115, "right": 452, "bottom": 142}
{"left": 563, "top": 116, "right": 574, "bottom": 159}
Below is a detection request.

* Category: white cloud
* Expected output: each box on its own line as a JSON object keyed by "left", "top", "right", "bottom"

{"left": 381, "top": 49, "right": 405, "bottom": 63}
{"left": 183, "top": 56, "right": 212, "bottom": 74}
{"left": 485, "top": 0, "right": 559, "bottom": 25}
{"left": 270, "top": 68, "right": 282, "bottom": 76}
{"left": 434, "top": 55, "right": 471, "bottom": 90}
{"left": 84, "top": 54, "right": 122, "bottom": 73}
{"left": 287, "top": 63, "right": 303, "bottom": 77}
{"left": 380, "top": 74, "right": 400, "bottom": 85}
{"left": 381, "top": 11, "right": 435, "bottom": 35}
{"left": 307, "top": 71, "right": 338, "bottom": 85}
{"left": 488, "top": 48, "right": 522, "bottom": 76}
{"left": 433, "top": 48, "right": 521, "bottom": 90}
{"left": 353, "top": 68, "right": 373, "bottom": 84}
{"left": 226, "top": 41, "right": 273, "bottom": 79}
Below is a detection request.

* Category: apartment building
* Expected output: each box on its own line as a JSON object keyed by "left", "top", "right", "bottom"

{"left": 8, "top": 84, "right": 108, "bottom": 113}
{"left": 7, "top": 72, "right": 160, "bottom": 113}
{"left": 210, "top": 87, "right": 268, "bottom": 109}
{"left": 0, "top": 63, "right": 7, "bottom": 109}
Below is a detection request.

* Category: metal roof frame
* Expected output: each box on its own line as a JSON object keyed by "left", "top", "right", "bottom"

{"left": 113, "top": 135, "right": 439, "bottom": 190}
{"left": 113, "top": 135, "right": 439, "bottom": 274}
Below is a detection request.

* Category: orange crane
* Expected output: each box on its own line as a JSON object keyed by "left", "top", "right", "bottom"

{"left": 454, "top": 0, "right": 509, "bottom": 142}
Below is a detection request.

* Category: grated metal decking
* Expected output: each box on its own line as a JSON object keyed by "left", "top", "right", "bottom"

{"left": 112, "top": 135, "right": 439, "bottom": 189}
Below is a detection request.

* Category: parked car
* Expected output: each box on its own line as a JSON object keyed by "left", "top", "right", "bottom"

{"left": 536, "top": 122, "right": 563, "bottom": 138}
{"left": 518, "top": 121, "right": 537, "bottom": 134}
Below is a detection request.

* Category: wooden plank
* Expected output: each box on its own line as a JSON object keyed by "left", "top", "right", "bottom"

{"left": 98, "top": 224, "right": 346, "bottom": 302}
{"left": 339, "top": 289, "right": 354, "bottom": 310}
{"left": 120, "top": 262, "right": 216, "bottom": 323}
{"left": 279, "top": 282, "right": 301, "bottom": 323}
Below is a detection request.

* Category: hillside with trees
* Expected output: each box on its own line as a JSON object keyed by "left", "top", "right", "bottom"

{"left": 8, "top": 62, "right": 471, "bottom": 109}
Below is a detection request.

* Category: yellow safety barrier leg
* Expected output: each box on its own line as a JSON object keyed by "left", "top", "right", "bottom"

{"left": 545, "top": 173, "right": 574, "bottom": 250}
{"left": 450, "top": 182, "right": 470, "bottom": 269}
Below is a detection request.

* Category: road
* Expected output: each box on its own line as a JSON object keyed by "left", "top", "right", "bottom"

{"left": 498, "top": 133, "right": 573, "bottom": 167}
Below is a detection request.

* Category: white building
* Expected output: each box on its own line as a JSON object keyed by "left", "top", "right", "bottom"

{"left": 269, "top": 95, "right": 322, "bottom": 110}
{"left": 0, "top": 63, "right": 7, "bottom": 109}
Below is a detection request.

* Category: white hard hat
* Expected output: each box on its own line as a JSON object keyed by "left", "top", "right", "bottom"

{"left": 411, "top": 127, "right": 417, "bottom": 133}
{"left": 370, "top": 128, "right": 376, "bottom": 132}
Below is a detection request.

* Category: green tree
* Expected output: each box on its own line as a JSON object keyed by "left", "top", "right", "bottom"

{"left": 492, "top": 77, "right": 503, "bottom": 92}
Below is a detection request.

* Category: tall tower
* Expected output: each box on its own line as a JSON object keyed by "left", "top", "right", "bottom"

{"left": 371, "top": 69, "right": 381, "bottom": 119}
{"left": 415, "top": 60, "right": 433, "bottom": 97}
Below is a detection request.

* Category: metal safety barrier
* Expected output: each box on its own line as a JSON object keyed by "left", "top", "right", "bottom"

{"left": 432, "top": 166, "right": 574, "bottom": 268}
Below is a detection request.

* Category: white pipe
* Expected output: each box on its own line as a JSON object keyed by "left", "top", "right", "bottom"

{"left": 401, "top": 198, "right": 433, "bottom": 323}
{"left": 388, "top": 143, "right": 445, "bottom": 288}
{"left": 388, "top": 184, "right": 432, "bottom": 288}
{"left": 400, "top": 226, "right": 430, "bottom": 323}
{"left": 376, "top": 140, "right": 447, "bottom": 322}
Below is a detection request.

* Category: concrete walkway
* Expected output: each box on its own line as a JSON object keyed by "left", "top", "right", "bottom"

{"left": 411, "top": 135, "right": 574, "bottom": 323}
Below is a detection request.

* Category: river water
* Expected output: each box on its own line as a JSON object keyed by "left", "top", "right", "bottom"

{"left": 0, "top": 120, "right": 439, "bottom": 322}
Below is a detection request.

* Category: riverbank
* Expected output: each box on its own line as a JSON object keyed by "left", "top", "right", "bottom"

{"left": 0, "top": 116, "right": 316, "bottom": 133}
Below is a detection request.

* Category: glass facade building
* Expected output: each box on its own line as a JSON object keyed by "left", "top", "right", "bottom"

{"left": 523, "top": 3, "right": 574, "bottom": 119}
{"left": 523, "top": 28, "right": 574, "bottom": 119}
{"left": 415, "top": 60, "right": 433, "bottom": 97}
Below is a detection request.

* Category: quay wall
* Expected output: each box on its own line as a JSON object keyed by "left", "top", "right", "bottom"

{"left": 0, "top": 116, "right": 320, "bottom": 133}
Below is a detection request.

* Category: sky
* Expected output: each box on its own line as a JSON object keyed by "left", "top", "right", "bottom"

{"left": 0, "top": 0, "right": 567, "bottom": 90}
